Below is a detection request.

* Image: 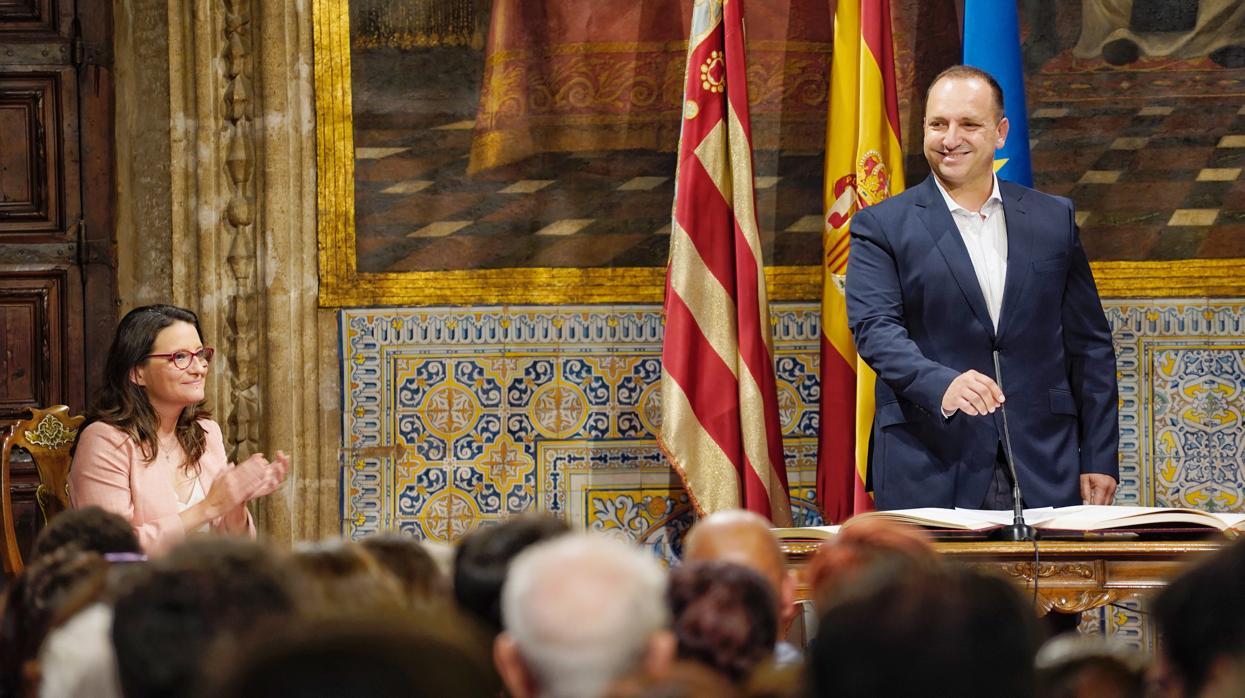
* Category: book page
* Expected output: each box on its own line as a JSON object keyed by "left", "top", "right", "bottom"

{"left": 771, "top": 525, "right": 840, "bottom": 540}
{"left": 843, "top": 508, "right": 1007, "bottom": 530}
{"left": 1039, "top": 505, "right": 1245, "bottom": 531}
{"left": 774, "top": 505, "right": 1245, "bottom": 538}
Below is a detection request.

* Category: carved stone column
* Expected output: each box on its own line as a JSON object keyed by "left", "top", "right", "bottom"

{"left": 113, "top": 0, "right": 340, "bottom": 545}
{"left": 219, "top": 0, "right": 262, "bottom": 464}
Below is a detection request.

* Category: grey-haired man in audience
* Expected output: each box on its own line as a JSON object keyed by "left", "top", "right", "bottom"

{"left": 493, "top": 534, "right": 676, "bottom": 698}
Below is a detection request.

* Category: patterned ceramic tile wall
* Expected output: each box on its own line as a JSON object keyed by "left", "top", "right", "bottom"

{"left": 341, "top": 299, "right": 1245, "bottom": 649}
{"left": 342, "top": 300, "right": 1245, "bottom": 536}
{"left": 1104, "top": 300, "right": 1245, "bottom": 510}
{"left": 340, "top": 304, "right": 823, "bottom": 561}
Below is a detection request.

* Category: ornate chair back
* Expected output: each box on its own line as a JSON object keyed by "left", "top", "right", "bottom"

{"left": 1, "top": 405, "right": 85, "bottom": 576}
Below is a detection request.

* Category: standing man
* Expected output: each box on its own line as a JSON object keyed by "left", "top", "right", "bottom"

{"left": 845, "top": 65, "right": 1118, "bottom": 510}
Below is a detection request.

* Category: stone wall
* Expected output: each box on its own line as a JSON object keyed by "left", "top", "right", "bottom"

{"left": 113, "top": 0, "right": 339, "bottom": 545}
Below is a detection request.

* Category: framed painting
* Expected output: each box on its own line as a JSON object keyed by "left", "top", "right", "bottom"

{"left": 314, "top": 0, "right": 1245, "bottom": 307}
{"left": 314, "top": 0, "right": 833, "bottom": 305}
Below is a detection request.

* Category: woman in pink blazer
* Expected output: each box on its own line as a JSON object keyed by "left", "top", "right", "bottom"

{"left": 70, "top": 305, "right": 289, "bottom": 555}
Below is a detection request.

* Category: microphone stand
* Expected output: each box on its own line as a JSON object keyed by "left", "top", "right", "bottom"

{"left": 990, "top": 349, "right": 1037, "bottom": 542}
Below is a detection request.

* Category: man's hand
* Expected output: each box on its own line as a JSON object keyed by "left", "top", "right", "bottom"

{"left": 940, "top": 370, "right": 1005, "bottom": 417}
{"left": 1080, "top": 473, "right": 1116, "bottom": 505}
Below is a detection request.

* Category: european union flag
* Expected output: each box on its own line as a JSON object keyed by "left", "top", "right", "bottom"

{"left": 963, "top": 0, "right": 1032, "bottom": 187}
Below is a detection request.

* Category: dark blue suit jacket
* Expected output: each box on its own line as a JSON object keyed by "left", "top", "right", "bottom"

{"left": 845, "top": 176, "right": 1118, "bottom": 509}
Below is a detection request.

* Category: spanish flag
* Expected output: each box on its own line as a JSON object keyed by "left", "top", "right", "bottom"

{"left": 818, "top": 0, "right": 905, "bottom": 522}
{"left": 659, "top": 0, "right": 793, "bottom": 526}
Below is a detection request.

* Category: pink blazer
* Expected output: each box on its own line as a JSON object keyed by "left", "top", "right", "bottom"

{"left": 69, "top": 419, "right": 256, "bottom": 555}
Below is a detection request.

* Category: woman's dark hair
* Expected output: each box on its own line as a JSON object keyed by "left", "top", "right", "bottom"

{"left": 203, "top": 614, "right": 502, "bottom": 698}
{"left": 1152, "top": 536, "right": 1245, "bottom": 697}
{"left": 808, "top": 563, "right": 1041, "bottom": 698}
{"left": 112, "top": 538, "right": 296, "bottom": 698}
{"left": 667, "top": 560, "right": 779, "bottom": 683}
{"left": 88, "top": 304, "right": 211, "bottom": 473}
{"left": 452, "top": 514, "right": 570, "bottom": 636}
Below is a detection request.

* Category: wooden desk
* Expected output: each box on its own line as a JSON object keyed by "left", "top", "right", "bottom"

{"left": 782, "top": 538, "right": 1223, "bottom": 615}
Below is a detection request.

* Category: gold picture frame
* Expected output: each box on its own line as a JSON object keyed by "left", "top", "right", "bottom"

{"left": 314, "top": 0, "right": 1245, "bottom": 307}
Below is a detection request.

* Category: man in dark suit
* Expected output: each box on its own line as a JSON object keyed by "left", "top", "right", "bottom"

{"left": 845, "top": 65, "right": 1118, "bottom": 510}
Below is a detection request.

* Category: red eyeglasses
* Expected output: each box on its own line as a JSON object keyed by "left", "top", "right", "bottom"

{"left": 144, "top": 347, "right": 215, "bottom": 370}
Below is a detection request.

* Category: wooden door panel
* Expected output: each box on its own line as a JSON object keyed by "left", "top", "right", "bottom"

{"left": 0, "top": 299, "right": 36, "bottom": 403}
{"left": 0, "top": 68, "right": 75, "bottom": 237}
{"left": 0, "top": 0, "right": 105, "bottom": 573}
{"left": 0, "top": 73, "right": 61, "bottom": 232}
{"left": 0, "top": 270, "right": 67, "bottom": 415}
{"left": 0, "top": 100, "right": 33, "bottom": 207}
{"left": 0, "top": 0, "right": 59, "bottom": 35}
{"left": 0, "top": 302, "right": 37, "bottom": 404}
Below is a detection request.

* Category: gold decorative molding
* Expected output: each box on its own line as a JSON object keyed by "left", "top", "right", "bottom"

{"left": 993, "top": 561, "right": 1097, "bottom": 582}
{"left": 1090, "top": 259, "right": 1245, "bottom": 298}
{"left": 23, "top": 414, "right": 78, "bottom": 450}
{"left": 312, "top": 0, "right": 1245, "bottom": 307}
{"left": 1035, "top": 590, "right": 1121, "bottom": 616}
{"left": 312, "top": 0, "right": 819, "bottom": 306}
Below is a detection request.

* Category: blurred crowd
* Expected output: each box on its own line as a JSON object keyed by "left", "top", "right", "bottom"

{"left": 2, "top": 506, "right": 1242, "bottom": 698}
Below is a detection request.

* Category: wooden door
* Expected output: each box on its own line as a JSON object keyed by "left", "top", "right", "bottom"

{"left": 0, "top": 0, "right": 115, "bottom": 559}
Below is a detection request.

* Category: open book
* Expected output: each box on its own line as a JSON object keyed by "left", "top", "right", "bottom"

{"left": 772, "top": 505, "right": 1245, "bottom": 540}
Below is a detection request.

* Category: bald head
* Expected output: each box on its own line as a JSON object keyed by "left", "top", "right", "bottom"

{"left": 683, "top": 511, "right": 785, "bottom": 592}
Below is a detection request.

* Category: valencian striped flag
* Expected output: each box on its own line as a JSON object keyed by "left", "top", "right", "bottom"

{"left": 818, "top": 0, "right": 905, "bottom": 523}
{"left": 659, "top": 0, "right": 793, "bottom": 526}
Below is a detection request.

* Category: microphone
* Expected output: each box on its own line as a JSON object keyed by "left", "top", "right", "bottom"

{"left": 990, "top": 349, "right": 1037, "bottom": 542}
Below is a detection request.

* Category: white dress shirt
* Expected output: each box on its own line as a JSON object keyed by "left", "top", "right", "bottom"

{"left": 932, "top": 175, "right": 1007, "bottom": 331}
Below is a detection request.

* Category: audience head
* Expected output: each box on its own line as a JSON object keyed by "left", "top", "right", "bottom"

{"left": 111, "top": 537, "right": 295, "bottom": 698}
{"left": 359, "top": 532, "right": 448, "bottom": 611}
{"left": 287, "top": 539, "right": 406, "bottom": 617}
{"left": 806, "top": 517, "right": 937, "bottom": 612}
{"left": 1152, "top": 537, "right": 1245, "bottom": 698}
{"left": 682, "top": 510, "right": 796, "bottom": 629}
{"left": 205, "top": 614, "right": 502, "bottom": 698}
{"left": 667, "top": 560, "right": 778, "bottom": 683}
{"left": 495, "top": 533, "right": 675, "bottom": 698}
{"left": 31, "top": 506, "right": 142, "bottom": 561}
{"left": 808, "top": 561, "right": 1041, "bottom": 698}
{"left": 1035, "top": 634, "right": 1146, "bottom": 698}
{"left": 454, "top": 513, "right": 570, "bottom": 635}
{"left": 0, "top": 546, "right": 108, "bottom": 697}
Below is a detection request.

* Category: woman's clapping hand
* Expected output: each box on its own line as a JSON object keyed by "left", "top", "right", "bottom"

{"left": 208, "top": 450, "right": 291, "bottom": 512}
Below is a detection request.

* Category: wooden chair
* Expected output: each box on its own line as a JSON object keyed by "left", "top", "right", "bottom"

{"left": 1, "top": 405, "right": 84, "bottom": 576}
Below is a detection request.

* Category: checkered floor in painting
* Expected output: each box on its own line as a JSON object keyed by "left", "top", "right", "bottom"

{"left": 352, "top": 128, "right": 824, "bottom": 273}
{"left": 1031, "top": 100, "right": 1245, "bottom": 260}
{"left": 351, "top": 47, "right": 1245, "bottom": 273}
